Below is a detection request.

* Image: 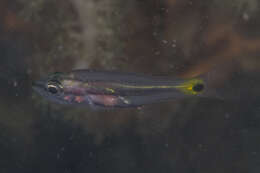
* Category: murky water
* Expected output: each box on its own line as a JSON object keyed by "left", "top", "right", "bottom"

{"left": 1, "top": 0, "right": 260, "bottom": 172}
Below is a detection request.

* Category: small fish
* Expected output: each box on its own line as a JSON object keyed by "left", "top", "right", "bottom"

{"left": 32, "top": 69, "right": 214, "bottom": 108}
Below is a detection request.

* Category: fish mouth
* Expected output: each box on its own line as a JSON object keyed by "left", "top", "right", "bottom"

{"left": 32, "top": 80, "right": 46, "bottom": 92}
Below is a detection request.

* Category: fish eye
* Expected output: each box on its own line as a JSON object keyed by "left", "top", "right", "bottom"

{"left": 47, "top": 84, "right": 59, "bottom": 94}
{"left": 192, "top": 83, "right": 204, "bottom": 92}
{"left": 49, "top": 79, "right": 61, "bottom": 84}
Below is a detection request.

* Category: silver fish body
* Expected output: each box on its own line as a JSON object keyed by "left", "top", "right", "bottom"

{"left": 33, "top": 69, "right": 209, "bottom": 108}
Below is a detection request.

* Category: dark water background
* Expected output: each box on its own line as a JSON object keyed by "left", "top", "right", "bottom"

{"left": 1, "top": 0, "right": 260, "bottom": 172}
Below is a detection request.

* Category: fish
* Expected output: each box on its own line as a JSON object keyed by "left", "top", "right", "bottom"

{"left": 32, "top": 69, "right": 215, "bottom": 108}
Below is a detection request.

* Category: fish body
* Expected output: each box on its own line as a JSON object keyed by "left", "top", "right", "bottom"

{"left": 33, "top": 69, "right": 209, "bottom": 108}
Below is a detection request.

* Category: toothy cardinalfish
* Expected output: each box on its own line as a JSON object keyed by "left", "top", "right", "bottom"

{"left": 33, "top": 69, "right": 216, "bottom": 108}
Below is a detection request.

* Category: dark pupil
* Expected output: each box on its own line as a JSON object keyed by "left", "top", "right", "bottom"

{"left": 49, "top": 79, "right": 61, "bottom": 84}
{"left": 48, "top": 86, "right": 58, "bottom": 94}
{"left": 192, "top": 84, "right": 204, "bottom": 92}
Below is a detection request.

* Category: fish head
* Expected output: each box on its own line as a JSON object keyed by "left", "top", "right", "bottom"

{"left": 32, "top": 72, "right": 70, "bottom": 104}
